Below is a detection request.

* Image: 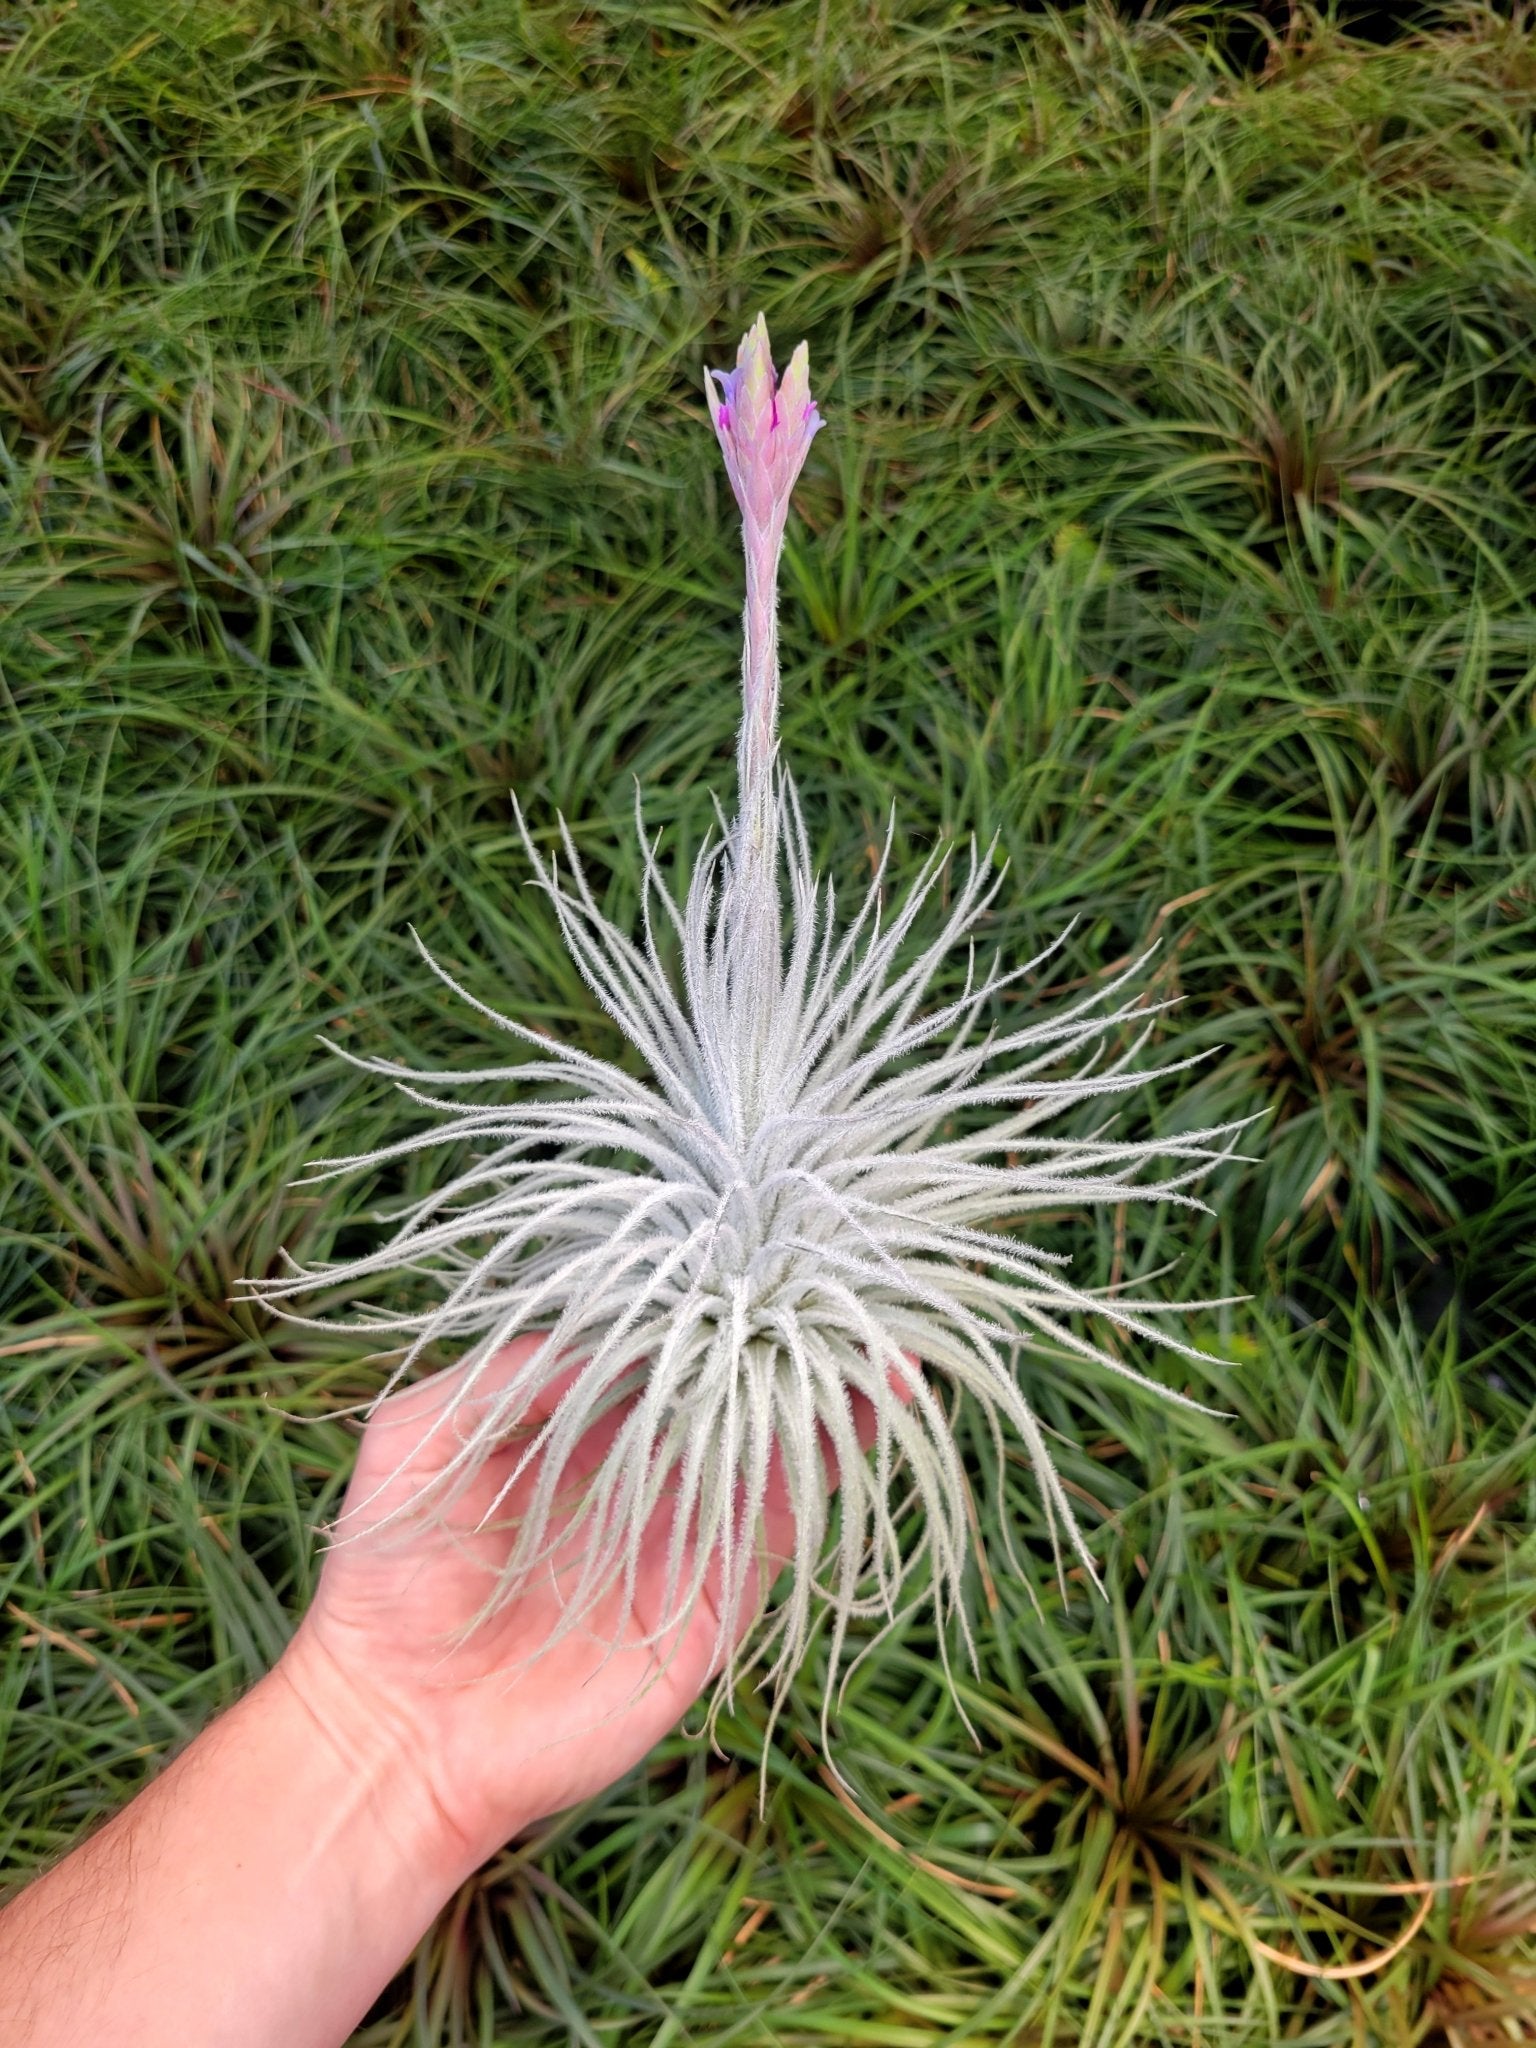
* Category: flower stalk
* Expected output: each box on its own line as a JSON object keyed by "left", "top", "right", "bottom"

{"left": 707, "top": 315, "right": 824, "bottom": 1129}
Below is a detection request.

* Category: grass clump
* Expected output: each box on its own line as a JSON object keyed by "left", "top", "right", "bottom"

{"left": 3, "top": 2, "right": 1535, "bottom": 2040}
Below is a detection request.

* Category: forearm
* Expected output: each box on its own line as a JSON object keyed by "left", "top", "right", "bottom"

{"left": 0, "top": 1637, "right": 493, "bottom": 2048}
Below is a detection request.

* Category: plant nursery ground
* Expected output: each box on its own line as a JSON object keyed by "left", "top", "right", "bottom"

{"left": 3, "top": 2, "right": 1535, "bottom": 2041}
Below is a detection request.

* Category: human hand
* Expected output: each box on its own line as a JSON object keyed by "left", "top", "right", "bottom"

{"left": 278, "top": 1336, "right": 894, "bottom": 1875}
{"left": 0, "top": 1339, "right": 902, "bottom": 2048}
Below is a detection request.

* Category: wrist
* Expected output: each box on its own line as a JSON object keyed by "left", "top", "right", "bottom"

{"left": 270, "top": 1624, "right": 491, "bottom": 1891}
{"left": 0, "top": 1625, "right": 493, "bottom": 2048}
{"left": 273, "top": 1619, "right": 533, "bottom": 1882}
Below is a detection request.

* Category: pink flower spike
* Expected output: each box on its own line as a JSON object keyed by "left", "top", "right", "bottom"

{"left": 706, "top": 314, "right": 824, "bottom": 834}
{"left": 706, "top": 313, "right": 822, "bottom": 536}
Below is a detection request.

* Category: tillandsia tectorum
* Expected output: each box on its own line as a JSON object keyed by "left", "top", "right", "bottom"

{"left": 250, "top": 317, "right": 1249, "bottom": 1735}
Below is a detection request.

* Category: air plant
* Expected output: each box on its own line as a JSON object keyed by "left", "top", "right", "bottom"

{"left": 250, "top": 317, "right": 1246, "bottom": 1730}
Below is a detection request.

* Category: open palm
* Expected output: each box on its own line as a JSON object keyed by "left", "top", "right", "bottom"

{"left": 285, "top": 1336, "right": 886, "bottom": 1866}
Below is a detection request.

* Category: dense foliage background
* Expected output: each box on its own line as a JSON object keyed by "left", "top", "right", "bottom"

{"left": 4, "top": 2, "right": 1535, "bottom": 2040}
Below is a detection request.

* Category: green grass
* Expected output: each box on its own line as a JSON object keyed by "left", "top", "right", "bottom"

{"left": 4, "top": 0, "right": 1536, "bottom": 2038}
